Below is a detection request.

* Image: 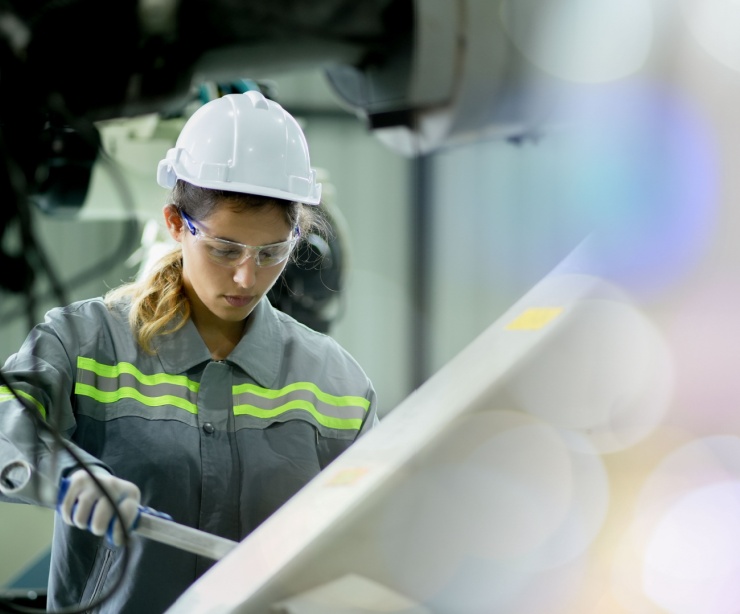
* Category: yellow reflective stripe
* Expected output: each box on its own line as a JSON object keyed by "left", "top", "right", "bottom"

{"left": 76, "top": 357, "right": 200, "bottom": 415}
{"left": 233, "top": 381, "right": 370, "bottom": 410}
{"left": 0, "top": 386, "right": 47, "bottom": 420}
{"left": 233, "top": 399, "right": 363, "bottom": 430}
{"left": 77, "top": 357, "right": 200, "bottom": 392}
{"left": 74, "top": 383, "right": 199, "bottom": 414}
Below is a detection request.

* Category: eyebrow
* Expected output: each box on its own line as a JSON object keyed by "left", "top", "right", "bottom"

{"left": 186, "top": 214, "right": 290, "bottom": 246}
{"left": 211, "top": 233, "right": 290, "bottom": 247}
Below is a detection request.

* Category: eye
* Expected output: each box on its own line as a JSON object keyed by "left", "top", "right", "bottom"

{"left": 258, "top": 244, "right": 290, "bottom": 265}
{"left": 206, "top": 243, "right": 242, "bottom": 261}
{"left": 259, "top": 246, "right": 279, "bottom": 259}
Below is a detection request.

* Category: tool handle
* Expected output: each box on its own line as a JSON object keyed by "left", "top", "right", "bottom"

{"left": 58, "top": 476, "right": 238, "bottom": 560}
{"left": 135, "top": 511, "right": 238, "bottom": 560}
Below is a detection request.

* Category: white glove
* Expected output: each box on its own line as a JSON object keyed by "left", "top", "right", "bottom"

{"left": 58, "top": 467, "right": 141, "bottom": 547}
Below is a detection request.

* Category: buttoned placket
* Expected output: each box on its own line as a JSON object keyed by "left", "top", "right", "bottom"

{"left": 194, "top": 360, "right": 240, "bottom": 576}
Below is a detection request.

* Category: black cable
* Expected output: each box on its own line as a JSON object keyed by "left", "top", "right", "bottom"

{"left": 0, "top": 144, "right": 140, "bottom": 610}
{"left": 0, "top": 107, "right": 140, "bottom": 611}
{"left": 39, "top": 91, "right": 140, "bottom": 300}
{"left": 12, "top": 175, "right": 69, "bottom": 328}
{"left": 0, "top": 125, "right": 142, "bottom": 328}
{"left": 0, "top": 370, "right": 133, "bottom": 614}
{"left": 0, "top": 96, "right": 43, "bottom": 328}
{"left": 0, "top": 10, "right": 140, "bottom": 612}
{"left": 25, "top": 235, "right": 69, "bottom": 310}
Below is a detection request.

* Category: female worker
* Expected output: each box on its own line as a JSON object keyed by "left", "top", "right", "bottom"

{"left": 0, "top": 90, "right": 378, "bottom": 613}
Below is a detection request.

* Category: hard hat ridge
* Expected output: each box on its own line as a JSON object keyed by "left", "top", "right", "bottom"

{"left": 156, "top": 90, "right": 322, "bottom": 205}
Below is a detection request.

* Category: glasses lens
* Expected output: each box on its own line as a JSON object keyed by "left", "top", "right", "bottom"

{"left": 202, "top": 238, "right": 247, "bottom": 266}
{"left": 255, "top": 240, "right": 295, "bottom": 267}
{"left": 199, "top": 236, "right": 295, "bottom": 267}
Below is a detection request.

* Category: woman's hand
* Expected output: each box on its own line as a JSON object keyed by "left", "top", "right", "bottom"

{"left": 58, "top": 467, "right": 141, "bottom": 546}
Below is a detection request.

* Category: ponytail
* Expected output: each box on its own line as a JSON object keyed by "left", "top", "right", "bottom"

{"left": 105, "top": 247, "right": 190, "bottom": 354}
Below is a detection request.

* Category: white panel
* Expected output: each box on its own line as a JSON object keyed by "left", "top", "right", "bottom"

{"left": 165, "top": 240, "right": 618, "bottom": 613}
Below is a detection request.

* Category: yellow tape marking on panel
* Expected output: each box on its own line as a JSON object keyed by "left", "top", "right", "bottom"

{"left": 325, "top": 467, "right": 370, "bottom": 487}
{"left": 505, "top": 307, "right": 564, "bottom": 331}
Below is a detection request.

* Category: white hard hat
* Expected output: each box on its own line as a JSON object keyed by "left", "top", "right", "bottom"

{"left": 156, "top": 90, "right": 322, "bottom": 205}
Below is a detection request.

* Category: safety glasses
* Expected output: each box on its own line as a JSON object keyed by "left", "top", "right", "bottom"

{"left": 180, "top": 211, "right": 299, "bottom": 268}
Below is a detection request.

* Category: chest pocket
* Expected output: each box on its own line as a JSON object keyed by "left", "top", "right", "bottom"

{"left": 232, "top": 381, "right": 368, "bottom": 441}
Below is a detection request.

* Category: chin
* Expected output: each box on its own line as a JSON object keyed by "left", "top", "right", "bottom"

{"left": 223, "top": 302, "right": 257, "bottom": 320}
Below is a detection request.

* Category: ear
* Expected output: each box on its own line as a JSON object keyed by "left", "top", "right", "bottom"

{"left": 163, "top": 204, "right": 184, "bottom": 243}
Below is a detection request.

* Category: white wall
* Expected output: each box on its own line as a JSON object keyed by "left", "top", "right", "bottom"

{"left": 301, "top": 117, "right": 412, "bottom": 415}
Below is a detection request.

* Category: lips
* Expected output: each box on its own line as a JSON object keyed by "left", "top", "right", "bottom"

{"left": 224, "top": 295, "right": 253, "bottom": 308}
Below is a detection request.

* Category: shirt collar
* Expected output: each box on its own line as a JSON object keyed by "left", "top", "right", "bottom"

{"left": 153, "top": 298, "right": 283, "bottom": 387}
{"left": 153, "top": 315, "right": 211, "bottom": 374}
{"left": 225, "top": 298, "right": 283, "bottom": 387}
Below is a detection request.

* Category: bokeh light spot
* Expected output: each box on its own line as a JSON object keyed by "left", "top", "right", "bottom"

{"left": 643, "top": 481, "right": 740, "bottom": 614}
{"left": 682, "top": 0, "right": 740, "bottom": 73}
{"left": 505, "top": 294, "right": 674, "bottom": 453}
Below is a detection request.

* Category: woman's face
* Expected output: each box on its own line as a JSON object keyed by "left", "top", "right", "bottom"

{"left": 164, "top": 201, "right": 293, "bottom": 331}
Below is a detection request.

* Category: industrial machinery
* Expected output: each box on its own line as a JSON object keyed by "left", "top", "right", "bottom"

{"left": 0, "top": 0, "right": 556, "bottom": 296}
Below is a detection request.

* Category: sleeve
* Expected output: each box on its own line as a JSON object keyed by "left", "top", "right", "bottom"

{"left": 358, "top": 383, "right": 380, "bottom": 436}
{"left": 0, "top": 431, "right": 32, "bottom": 495}
{"left": 0, "top": 309, "right": 109, "bottom": 507}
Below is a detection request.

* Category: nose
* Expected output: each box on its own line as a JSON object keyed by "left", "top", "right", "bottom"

{"left": 232, "top": 256, "right": 257, "bottom": 288}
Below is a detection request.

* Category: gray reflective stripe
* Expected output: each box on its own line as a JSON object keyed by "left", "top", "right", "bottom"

{"left": 75, "top": 357, "right": 200, "bottom": 415}
{"left": 233, "top": 382, "right": 369, "bottom": 431}
{"left": 77, "top": 370, "right": 194, "bottom": 399}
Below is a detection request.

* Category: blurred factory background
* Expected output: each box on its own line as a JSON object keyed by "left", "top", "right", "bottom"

{"left": 3, "top": 0, "right": 740, "bottom": 612}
